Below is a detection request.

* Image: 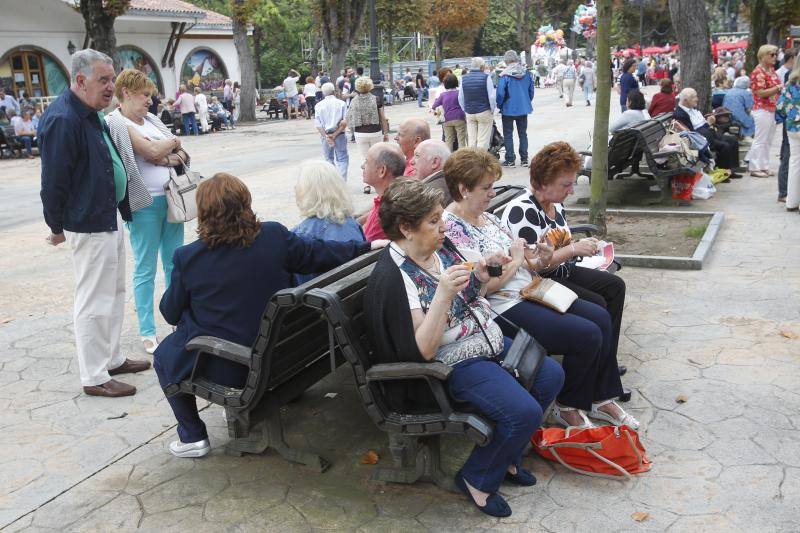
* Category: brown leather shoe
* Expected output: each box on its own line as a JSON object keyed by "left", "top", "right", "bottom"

{"left": 109, "top": 358, "right": 152, "bottom": 376}
{"left": 83, "top": 379, "right": 136, "bottom": 397}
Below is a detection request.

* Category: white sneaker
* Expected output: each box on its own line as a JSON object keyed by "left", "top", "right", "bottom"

{"left": 142, "top": 336, "right": 158, "bottom": 354}
{"left": 169, "top": 439, "right": 211, "bottom": 458}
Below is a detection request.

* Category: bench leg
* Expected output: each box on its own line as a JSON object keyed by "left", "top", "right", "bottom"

{"left": 226, "top": 411, "right": 331, "bottom": 472}
{"left": 372, "top": 434, "right": 457, "bottom": 492}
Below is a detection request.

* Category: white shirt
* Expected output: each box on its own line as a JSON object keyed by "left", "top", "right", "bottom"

{"left": 284, "top": 75, "right": 300, "bottom": 97}
{"left": 726, "top": 66, "right": 736, "bottom": 81}
{"left": 679, "top": 105, "right": 707, "bottom": 130}
{"left": 303, "top": 83, "right": 317, "bottom": 97}
{"left": 194, "top": 93, "right": 208, "bottom": 112}
{"left": 314, "top": 95, "right": 347, "bottom": 131}
{"left": 122, "top": 116, "right": 171, "bottom": 196}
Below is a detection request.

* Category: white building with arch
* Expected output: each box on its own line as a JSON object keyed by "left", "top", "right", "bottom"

{"left": 0, "top": 0, "right": 241, "bottom": 103}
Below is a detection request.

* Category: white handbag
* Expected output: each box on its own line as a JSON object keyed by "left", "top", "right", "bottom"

{"left": 164, "top": 153, "right": 204, "bottom": 223}
{"left": 520, "top": 273, "right": 578, "bottom": 314}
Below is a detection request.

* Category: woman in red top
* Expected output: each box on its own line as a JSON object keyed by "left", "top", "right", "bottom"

{"left": 748, "top": 44, "right": 782, "bottom": 177}
{"left": 648, "top": 79, "right": 677, "bottom": 117}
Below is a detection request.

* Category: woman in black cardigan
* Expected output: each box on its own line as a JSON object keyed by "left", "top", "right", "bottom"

{"left": 364, "top": 179, "right": 564, "bottom": 518}
{"left": 154, "top": 172, "right": 384, "bottom": 459}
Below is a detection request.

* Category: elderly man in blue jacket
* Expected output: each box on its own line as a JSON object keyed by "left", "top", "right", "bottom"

{"left": 496, "top": 50, "right": 535, "bottom": 168}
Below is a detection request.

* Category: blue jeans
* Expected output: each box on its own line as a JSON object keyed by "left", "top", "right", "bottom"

{"left": 127, "top": 196, "right": 184, "bottom": 337}
{"left": 448, "top": 354, "right": 564, "bottom": 494}
{"left": 583, "top": 84, "right": 593, "bottom": 103}
{"left": 418, "top": 88, "right": 424, "bottom": 107}
{"left": 182, "top": 112, "right": 199, "bottom": 136}
{"left": 501, "top": 115, "right": 528, "bottom": 164}
{"left": 19, "top": 135, "right": 33, "bottom": 156}
{"left": 500, "top": 297, "right": 622, "bottom": 411}
{"left": 779, "top": 124, "right": 789, "bottom": 198}
{"left": 322, "top": 133, "right": 349, "bottom": 179}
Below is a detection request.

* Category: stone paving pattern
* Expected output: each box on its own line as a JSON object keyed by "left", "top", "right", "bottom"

{"left": 1, "top": 89, "right": 799, "bottom": 532}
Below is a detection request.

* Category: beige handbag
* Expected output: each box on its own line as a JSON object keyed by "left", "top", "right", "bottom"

{"left": 520, "top": 256, "right": 578, "bottom": 313}
{"left": 164, "top": 153, "right": 204, "bottom": 223}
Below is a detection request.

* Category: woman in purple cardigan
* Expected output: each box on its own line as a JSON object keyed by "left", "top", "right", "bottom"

{"left": 432, "top": 74, "right": 467, "bottom": 152}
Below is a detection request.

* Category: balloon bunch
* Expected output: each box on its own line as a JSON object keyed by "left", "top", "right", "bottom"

{"left": 571, "top": 3, "right": 597, "bottom": 39}
{"left": 535, "top": 25, "right": 566, "bottom": 50}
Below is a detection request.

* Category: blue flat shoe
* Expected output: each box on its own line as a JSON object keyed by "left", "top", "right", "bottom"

{"left": 505, "top": 467, "right": 537, "bottom": 486}
{"left": 454, "top": 470, "right": 512, "bottom": 518}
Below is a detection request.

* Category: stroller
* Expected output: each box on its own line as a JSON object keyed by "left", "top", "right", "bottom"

{"left": 488, "top": 123, "right": 504, "bottom": 159}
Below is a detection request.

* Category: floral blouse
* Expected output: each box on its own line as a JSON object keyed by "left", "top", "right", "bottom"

{"left": 777, "top": 83, "right": 800, "bottom": 133}
{"left": 389, "top": 243, "right": 504, "bottom": 367}
{"left": 751, "top": 65, "right": 780, "bottom": 112}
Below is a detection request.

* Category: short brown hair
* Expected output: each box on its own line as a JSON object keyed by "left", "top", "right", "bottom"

{"left": 379, "top": 179, "right": 444, "bottom": 241}
{"left": 438, "top": 67, "right": 453, "bottom": 81}
{"left": 196, "top": 173, "right": 261, "bottom": 249}
{"left": 115, "top": 68, "right": 157, "bottom": 101}
{"left": 660, "top": 78, "right": 674, "bottom": 93}
{"left": 530, "top": 142, "right": 581, "bottom": 188}
{"left": 306, "top": 76, "right": 315, "bottom": 84}
{"left": 443, "top": 148, "right": 501, "bottom": 202}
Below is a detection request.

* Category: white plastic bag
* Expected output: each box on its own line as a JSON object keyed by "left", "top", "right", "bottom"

{"left": 691, "top": 172, "right": 716, "bottom": 200}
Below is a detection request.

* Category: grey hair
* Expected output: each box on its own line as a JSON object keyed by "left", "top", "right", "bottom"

{"left": 321, "top": 82, "right": 336, "bottom": 96}
{"left": 678, "top": 87, "right": 696, "bottom": 104}
{"left": 733, "top": 76, "right": 750, "bottom": 89}
{"left": 470, "top": 57, "right": 486, "bottom": 70}
{"left": 70, "top": 49, "right": 113, "bottom": 83}
{"left": 375, "top": 144, "right": 406, "bottom": 178}
{"left": 419, "top": 139, "right": 451, "bottom": 165}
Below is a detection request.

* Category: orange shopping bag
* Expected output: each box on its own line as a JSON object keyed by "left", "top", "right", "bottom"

{"left": 531, "top": 425, "right": 651, "bottom": 479}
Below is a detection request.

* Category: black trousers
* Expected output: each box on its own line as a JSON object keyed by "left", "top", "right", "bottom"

{"left": 698, "top": 125, "right": 740, "bottom": 170}
{"left": 558, "top": 266, "right": 626, "bottom": 363}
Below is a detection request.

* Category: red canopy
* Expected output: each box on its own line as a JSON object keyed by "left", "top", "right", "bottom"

{"left": 642, "top": 45, "right": 671, "bottom": 55}
{"left": 716, "top": 39, "right": 748, "bottom": 51}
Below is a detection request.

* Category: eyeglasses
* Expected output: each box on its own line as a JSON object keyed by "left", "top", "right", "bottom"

{"left": 768, "top": 53, "right": 777, "bottom": 57}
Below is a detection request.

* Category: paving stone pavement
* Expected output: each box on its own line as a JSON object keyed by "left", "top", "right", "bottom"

{"left": 1, "top": 89, "right": 798, "bottom": 532}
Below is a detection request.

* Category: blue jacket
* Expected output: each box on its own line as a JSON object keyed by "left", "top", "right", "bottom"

{"left": 722, "top": 88, "right": 755, "bottom": 136}
{"left": 292, "top": 216, "right": 365, "bottom": 285}
{"left": 496, "top": 72, "right": 534, "bottom": 117}
{"left": 39, "top": 89, "right": 130, "bottom": 234}
{"left": 619, "top": 72, "right": 639, "bottom": 106}
{"left": 153, "top": 222, "right": 371, "bottom": 390}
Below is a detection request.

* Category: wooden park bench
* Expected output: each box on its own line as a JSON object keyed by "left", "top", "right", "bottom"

{"left": 261, "top": 98, "right": 285, "bottom": 119}
{"left": 303, "top": 252, "right": 492, "bottom": 491}
{"left": 168, "top": 265, "right": 379, "bottom": 471}
{"left": 1, "top": 125, "right": 23, "bottom": 158}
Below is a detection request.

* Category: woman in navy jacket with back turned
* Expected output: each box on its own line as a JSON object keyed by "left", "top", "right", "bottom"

{"left": 154, "top": 172, "right": 381, "bottom": 458}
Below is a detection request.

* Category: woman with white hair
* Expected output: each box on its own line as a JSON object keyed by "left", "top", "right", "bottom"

{"left": 748, "top": 44, "right": 783, "bottom": 177}
{"left": 292, "top": 160, "right": 365, "bottom": 284}
{"left": 722, "top": 76, "right": 755, "bottom": 137}
{"left": 346, "top": 76, "right": 388, "bottom": 194}
{"left": 776, "top": 59, "right": 800, "bottom": 211}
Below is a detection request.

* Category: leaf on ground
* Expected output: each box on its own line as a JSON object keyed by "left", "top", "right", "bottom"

{"left": 779, "top": 330, "right": 798, "bottom": 339}
{"left": 631, "top": 511, "right": 650, "bottom": 522}
{"left": 687, "top": 358, "right": 702, "bottom": 365}
{"left": 106, "top": 412, "right": 128, "bottom": 420}
{"left": 675, "top": 394, "right": 688, "bottom": 404}
{"left": 324, "top": 392, "right": 338, "bottom": 399}
{"left": 662, "top": 309, "right": 671, "bottom": 314}
{"left": 360, "top": 450, "right": 379, "bottom": 465}
{"left": 0, "top": 317, "right": 12, "bottom": 324}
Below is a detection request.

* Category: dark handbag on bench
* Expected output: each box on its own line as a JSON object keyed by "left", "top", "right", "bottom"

{"left": 499, "top": 328, "right": 547, "bottom": 390}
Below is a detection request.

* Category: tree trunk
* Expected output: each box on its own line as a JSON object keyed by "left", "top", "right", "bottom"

{"left": 387, "top": 27, "right": 395, "bottom": 86}
{"left": 669, "top": 0, "right": 712, "bottom": 113}
{"left": 253, "top": 27, "right": 263, "bottom": 91}
{"left": 78, "top": 0, "right": 122, "bottom": 70}
{"left": 434, "top": 32, "right": 444, "bottom": 70}
{"left": 746, "top": 0, "right": 770, "bottom": 71}
{"left": 330, "top": 46, "right": 348, "bottom": 80}
{"left": 232, "top": 4, "right": 257, "bottom": 122}
{"left": 589, "top": 0, "right": 612, "bottom": 235}
{"left": 310, "top": 33, "right": 322, "bottom": 77}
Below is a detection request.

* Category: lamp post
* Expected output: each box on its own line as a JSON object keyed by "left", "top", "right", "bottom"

{"left": 368, "top": 0, "right": 384, "bottom": 101}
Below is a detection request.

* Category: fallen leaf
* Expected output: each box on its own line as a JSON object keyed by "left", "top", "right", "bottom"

{"left": 675, "top": 394, "right": 688, "bottom": 404}
{"left": 360, "top": 450, "right": 379, "bottom": 465}
{"left": 631, "top": 511, "right": 650, "bottom": 522}
{"left": 0, "top": 317, "right": 12, "bottom": 324}
{"left": 779, "top": 330, "right": 798, "bottom": 339}
{"left": 687, "top": 358, "right": 702, "bottom": 366}
{"left": 324, "top": 392, "right": 338, "bottom": 399}
{"left": 106, "top": 412, "right": 128, "bottom": 420}
{"left": 662, "top": 309, "right": 671, "bottom": 314}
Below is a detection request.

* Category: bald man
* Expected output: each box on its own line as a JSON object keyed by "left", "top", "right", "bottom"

{"left": 395, "top": 117, "right": 431, "bottom": 176}
{"left": 409, "top": 139, "right": 453, "bottom": 206}
{"left": 361, "top": 142, "right": 406, "bottom": 240}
